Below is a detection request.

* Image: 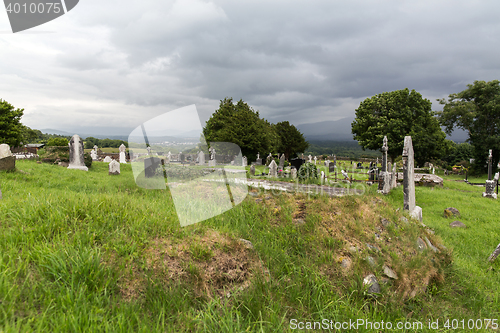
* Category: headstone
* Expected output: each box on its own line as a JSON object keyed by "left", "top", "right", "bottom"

{"left": 146, "top": 146, "right": 152, "bottom": 154}
{"left": 488, "top": 149, "right": 493, "bottom": 180}
{"left": 291, "top": 167, "right": 297, "bottom": 179}
{"left": 341, "top": 169, "right": 349, "bottom": 180}
{"left": 381, "top": 136, "right": 388, "bottom": 172}
{"left": 378, "top": 136, "right": 392, "bottom": 194}
{"left": 402, "top": 136, "right": 422, "bottom": 221}
{"left": 325, "top": 160, "right": 330, "bottom": 168}
{"left": 255, "top": 153, "right": 262, "bottom": 165}
{"left": 90, "top": 150, "right": 98, "bottom": 161}
{"left": 0, "top": 144, "right": 15, "bottom": 171}
{"left": 320, "top": 170, "right": 325, "bottom": 182}
{"left": 333, "top": 155, "right": 336, "bottom": 168}
{"left": 266, "top": 153, "right": 272, "bottom": 166}
{"left": 268, "top": 160, "right": 278, "bottom": 178}
{"left": 109, "top": 160, "right": 120, "bottom": 175}
{"left": 279, "top": 154, "right": 285, "bottom": 170}
{"left": 483, "top": 170, "right": 498, "bottom": 199}
{"left": 144, "top": 157, "right": 161, "bottom": 178}
{"left": 67, "top": 135, "right": 88, "bottom": 171}
{"left": 103, "top": 156, "right": 113, "bottom": 163}
{"left": 290, "top": 158, "right": 304, "bottom": 170}
{"left": 242, "top": 156, "right": 248, "bottom": 167}
{"left": 250, "top": 165, "right": 255, "bottom": 176}
{"left": 313, "top": 156, "right": 317, "bottom": 165}
{"left": 391, "top": 163, "right": 397, "bottom": 188}
{"left": 119, "top": 144, "right": 127, "bottom": 163}
{"left": 432, "top": 167, "right": 435, "bottom": 175}
{"left": 308, "top": 155, "right": 312, "bottom": 163}
{"left": 198, "top": 151, "right": 205, "bottom": 165}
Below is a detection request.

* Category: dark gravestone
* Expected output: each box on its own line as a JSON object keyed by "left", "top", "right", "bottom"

{"left": 329, "top": 163, "right": 335, "bottom": 173}
{"left": 144, "top": 157, "right": 161, "bottom": 178}
{"left": 290, "top": 158, "right": 305, "bottom": 170}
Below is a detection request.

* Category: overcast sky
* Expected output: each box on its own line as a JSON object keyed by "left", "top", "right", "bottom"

{"left": 1, "top": 0, "right": 500, "bottom": 136}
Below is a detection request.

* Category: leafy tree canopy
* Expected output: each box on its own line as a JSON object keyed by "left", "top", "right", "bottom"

{"left": 0, "top": 99, "right": 25, "bottom": 147}
{"left": 351, "top": 88, "right": 446, "bottom": 166}
{"left": 274, "top": 121, "right": 309, "bottom": 160}
{"left": 204, "top": 98, "right": 291, "bottom": 161}
{"left": 437, "top": 80, "right": 500, "bottom": 173}
{"left": 46, "top": 137, "right": 69, "bottom": 146}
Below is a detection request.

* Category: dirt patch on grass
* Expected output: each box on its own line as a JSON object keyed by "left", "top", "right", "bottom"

{"left": 113, "top": 229, "right": 265, "bottom": 301}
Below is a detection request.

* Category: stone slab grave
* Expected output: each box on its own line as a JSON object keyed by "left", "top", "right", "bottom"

{"left": 268, "top": 160, "right": 278, "bottom": 178}
{"left": 0, "top": 144, "right": 15, "bottom": 171}
{"left": 109, "top": 159, "right": 120, "bottom": 175}
{"left": 119, "top": 144, "right": 127, "bottom": 164}
{"left": 402, "top": 136, "right": 422, "bottom": 221}
{"left": 67, "top": 135, "right": 88, "bottom": 171}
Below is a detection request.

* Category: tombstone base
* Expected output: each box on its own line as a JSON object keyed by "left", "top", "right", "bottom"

{"left": 483, "top": 180, "right": 497, "bottom": 199}
{"left": 0, "top": 156, "right": 16, "bottom": 171}
{"left": 409, "top": 206, "right": 423, "bottom": 222}
{"left": 68, "top": 165, "right": 88, "bottom": 171}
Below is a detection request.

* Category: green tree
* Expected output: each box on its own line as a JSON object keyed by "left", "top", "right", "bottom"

{"left": 437, "top": 80, "right": 500, "bottom": 174}
{"left": 20, "top": 125, "right": 39, "bottom": 144}
{"left": 46, "top": 137, "right": 69, "bottom": 146}
{"left": 274, "top": 121, "right": 309, "bottom": 160}
{"left": 351, "top": 88, "right": 446, "bottom": 166}
{"left": 84, "top": 137, "right": 100, "bottom": 149}
{"left": 0, "top": 99, "right": 25, "bottom": 147}
{"left": 203, "top": 98, "right": 275, "bottom": 161}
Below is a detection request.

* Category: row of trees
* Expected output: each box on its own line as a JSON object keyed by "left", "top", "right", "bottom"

{"left": 351, "top": 81, "right": 499, "bottom": 173}
{"left": 203, "top": 98, "right": 309, "bottom": 161}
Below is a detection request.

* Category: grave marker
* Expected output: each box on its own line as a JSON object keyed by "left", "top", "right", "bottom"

{"left": 119, "top": 144, "right": 127, "bottom": 163}
{"left": 402, "top": 136, "right": 422, "bottom": 221}
{"left": 109, "top": 159, "right": 120, "bottom": 175}
{"left": 67, "top": 135, "right": 88, "bottom": 171}
{"left": 268, "top": 160, "right": 278, "bottom": 178}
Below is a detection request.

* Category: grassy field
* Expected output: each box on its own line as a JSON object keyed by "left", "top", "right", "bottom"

{"left": 0, "top": 160, "right": 499, "bottom": 332}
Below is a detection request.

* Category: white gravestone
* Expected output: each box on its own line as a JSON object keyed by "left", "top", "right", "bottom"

{"left": 268, "top": 160, "right": 278, "bottom": 178}
{"left": 67, "top": 135, "right": 88, "bottom": 171}
{"left": 0, "top": 144, "right": 13, "bottom": 158}
{"left": 103, "top": 156, "right": 113, "bottom": 163}
{"left": 119, "top": 144, "right": 127, "bottom": 164}
{"left": 109, "top": 159, "right": 120, "bottom": 175}
{"left": 198, "top": 151, "right": 205, "bottom": 165}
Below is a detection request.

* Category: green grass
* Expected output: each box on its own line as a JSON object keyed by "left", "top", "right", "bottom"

{"left": 0, "top": 160, "right": 499, "bottom": 332}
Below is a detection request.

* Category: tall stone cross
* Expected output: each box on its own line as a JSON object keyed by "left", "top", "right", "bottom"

{"left": 402, "top": 136, "right": 422, "bottom": 221}
{"left": 381, "top": 136, "right": 388, "bottom": 172}
{"left": 488, "top": 149, "right": 493, "bottom": 181}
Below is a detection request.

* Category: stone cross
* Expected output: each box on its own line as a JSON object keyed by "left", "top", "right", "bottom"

{"left": 268, "top": 160, "right": 278, "bottom": 178}
{"left": 381, "top": 136, "right": 388, "bottom": 172}
{"left": 314, "top": 156, "right": 317, "bottom": 164}
{"left": 308, "top": 155, "right": 312, "bottom": 163}
{"left": 147, "top": 146, "right": 152, "bottom": 154}
{"left": 402, "top": 136, "right": 422, "bottom": 221}
{"left": 93, "top": 145, "right": 98, "bottom": 152}
{"left": 67, "top": 134, "right": 88, "bottom": 171}
{"left": 257, "top": 152, "right": 260, "bottom": 160}
{"left": 488, "top": 149, "right": 493, "bottom": 181}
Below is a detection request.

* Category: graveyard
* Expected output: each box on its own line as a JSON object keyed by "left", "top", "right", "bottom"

{"left": 0, "top": 140, "right": 500, "bottom": 331}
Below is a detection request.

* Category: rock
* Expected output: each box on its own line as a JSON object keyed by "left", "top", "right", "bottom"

{"left": 239, "top": 238, "right": 254, "bottom": 249}
{"left": 349, "top": 246, "right": 358, "bottom": 253}
{"left": 381, "top": 218, "right": 391, "bottom": 227}
{"left": 366, "top": 243, "right": 380, "bottom": 253}
{"left": 444, "top": 207, "right": 460, "bottom": 218}
{"left": 424, "top": 237, "right": 440, "bottom": 253}
{"left": 416, "top": 237, "right": 427, "bottom": 251}
{"left": 363, "top": 274, "right": 381, "bottom": 294}
{"left": 399, "top": 216, "right": 409, "bottom": 224}
{"left": 383, "top": 265, "right": 398, "bottom": 279}
{"left": 293, "top": 218, "right": 305, "bottom": 225}
{"left": 487, "top": 243, "right": 500, "bottom": 262}
{"left": 366, "top": 256, "right": 376, "bottom": 267}
{"left": 340, "top": 258, "right": 352, "bottom": 269}
{"left": 449, "top": 220, "right": 466, "bottom": 228}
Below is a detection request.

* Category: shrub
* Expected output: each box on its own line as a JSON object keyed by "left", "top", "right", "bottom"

{"left": 298, "top": 162, "right": 319, "bottom": 180}
{"left": 84, "top": 152, "right": 92, "bottom": 169}
{"left": 46, "top": 137, "right": 69, "bottom": 146}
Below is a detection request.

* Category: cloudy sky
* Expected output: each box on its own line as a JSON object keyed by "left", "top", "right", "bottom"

{"left": 1, "top": 0, "right": 499, "bottom": 136}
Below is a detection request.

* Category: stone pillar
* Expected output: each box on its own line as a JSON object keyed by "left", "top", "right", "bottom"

{"left": 67, "top": 135, "right": 88, "bottom": 171}
{"left": 488, "top": 149, "right": 493, "bottom": 181}
{"left": 402, "top": 136, "right": 422, "bottom": 221}
{"left": 381, "top": 136, "right": 388, "bottom": 172}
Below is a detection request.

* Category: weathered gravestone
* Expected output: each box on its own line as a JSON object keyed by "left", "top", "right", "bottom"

{"left": 242, "top": 156, "right": 248, "bottom": 167}
{"left": 290, "top": 158, "right": 304, "bottom": 170}
{"left": 279, "top": 154, "right": 285, "bottom": 170}
{"left": 266, "top": 153, "right": 272, "bottom": 166}
{"left": 144, "top": 157, "right": 161, "bottom": 178}
{"left": 0, "top": 144, "right": 15, "bottom": 171}
{"left": 198, "top": 151, "right": 205, "bottom": 165}
{"left": 119, "top": 144, "right": 127, "bottom": 164}
{"left": 103, "top": 156, "right": 113, "bottom": 163}
{"left": 268, "top": 160, "right": 278, "bottom": 178}
{"left": 255, "top": 153, "right": 262, "bottom": 165}
{"left": 308, "top": 155, "right": 312, "bottom": 163}
{"left": 402, "top": 136, "right": 422, "bottom": 221}
{"left": 483, "top": 150, "right": 497, "bottom": 199}
{"left": 250, "top": 165, "right": 255, "bottom": 176}
{"left": 291, "top": 167, "right": 297, "bottom": 179}
{"left": 67, "top": 135, "right": 88, "bottom": 171}
{"left": 109, "top": 159, "right": 120, "bottom": 175}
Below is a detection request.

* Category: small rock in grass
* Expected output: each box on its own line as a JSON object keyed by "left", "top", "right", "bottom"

{"left": 366, "top": 243, "right": 380, "bottom": 253}
{"left": 399, "top": 216, "right": 409, "bottom": 224}
{"left": 424, "top": 237, "right": 440, "bottom": 253}
{"left": 363, "top": 274, "right": 381, "bottom": 294}
{"left": 416, "top": 237, "right": 427, "bottom": 251}
{"left": 449, "top": 220, "right": 466, "bottom": 228}
{"left": 444, "top": 207, "right": 460, "bottom": 218}
{"left": 340, "top": 258, "right": 352, "bottom": 269}
{"left": 381, "top": 218, "right": 391, "bottom": 227}
{"left": 366, "top": 256, "right": 376, "bottom": 267}
{"left": 239, "top": 238, "right": 254, "bottom": 249}
{"left": 383, "top": 265, "right": 398, "bottom": 280}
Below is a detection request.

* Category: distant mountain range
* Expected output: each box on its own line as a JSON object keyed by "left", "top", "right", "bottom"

{"left": 296, "top": 117, "right": 469, "bottom": 143}
{"left": 40, "top": 117, "right": 469, "bottom": 143}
